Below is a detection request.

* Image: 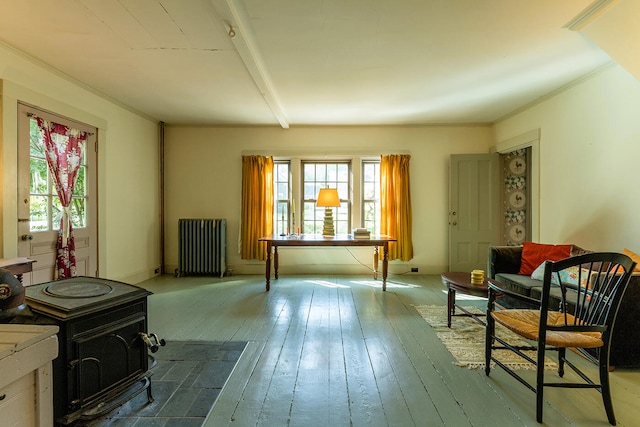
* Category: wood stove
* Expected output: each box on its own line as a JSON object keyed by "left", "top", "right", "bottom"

{"left": 24, "top": 277, "right": 161, "bottom": 425}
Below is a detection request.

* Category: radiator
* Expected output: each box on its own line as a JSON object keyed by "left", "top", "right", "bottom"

{"left": 177, "top": 218, "right": 227, "bottom": 277}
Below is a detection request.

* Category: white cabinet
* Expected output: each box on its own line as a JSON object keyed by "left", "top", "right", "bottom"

{"left": 0, "top": 325, "right": 59, "bottom": 427}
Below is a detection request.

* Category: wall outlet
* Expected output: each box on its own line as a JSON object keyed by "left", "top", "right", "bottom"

{"left": 154, "top": 268, "right": 160, "bottom": 274}
{"left": 411, "top": 267, "right": 419, "bottom": 272}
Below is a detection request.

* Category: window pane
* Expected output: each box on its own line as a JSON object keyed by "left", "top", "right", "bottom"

{"left": 78, "top": 142, "right": 86, "bottom": 164}
{"left": 52, "top": 196, "right": 63, "bottom": 230}
{"left": 337, "top": 182, "right": 348, "bottom": 197}
{"left": 304, "top": 183, "right": 315, "bottom": 199}
{"left": 363, "top": 163, "right": 374, "bottom": 181}
{"left": 277, "top": 182, "right": 288, "bottom": 200}
{"left": 30, "top": 158, "right": 48, "bottom": 194}
{"left": 337, "top": 164, "right": 349, "bottom": 181}
{"left": 326, "top": 164, "right": 336, "bottom": 181}
{"left": 73, "top": 166, "right": 86, "bottom": 196}
{"left": 30, "top": 196, "right": 48, "bottom": 231}
{"left": 71, "top": 198, "right": 86, "bottom": 227}
{"left": 364, "top": 182, "right": 375, "bottom": 199}
{"left": 304, "top": 164, "right": 315, "bottom": 181}
{"left": 29, "top": 119, "right": 44, "bottom": 157}
{"left": 277, "top": 163, "right": 288, "bottom": 181}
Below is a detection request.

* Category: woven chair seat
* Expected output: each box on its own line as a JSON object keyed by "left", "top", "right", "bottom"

{"left": 491, "top": 309, "right": 603, "bottom": 348}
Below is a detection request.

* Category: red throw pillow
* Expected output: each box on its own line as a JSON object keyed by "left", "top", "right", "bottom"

{"left": 518, "top": 242, "right": 572, "bottom": 276}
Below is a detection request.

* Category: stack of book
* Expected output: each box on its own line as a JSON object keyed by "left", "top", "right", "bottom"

{"left": 352, "top": 228, "right": 371, "bottom": 239}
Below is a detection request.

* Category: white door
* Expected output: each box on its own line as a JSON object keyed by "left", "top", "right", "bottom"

{"left": 449, "top": 154, "right": 499, "bottom": 272}
{"left": 17, "top": 104, "right": 98, "bottom": 285}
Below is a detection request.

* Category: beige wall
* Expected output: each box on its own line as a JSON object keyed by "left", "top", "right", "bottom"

{"left": 0, "top": 43, "right": 161, "bottom": 283}
{"left": 493, "top": 64, "right": 640, "bottom": 252}
{"left": 164, "top": 125, "right": 494, "bottom": 275}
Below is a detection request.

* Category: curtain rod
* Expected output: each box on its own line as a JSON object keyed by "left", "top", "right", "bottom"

{"left": 27, "top": 112, "right": 95, "bottom": 135}
{"left": 241, "top": 149, "right": 410, "bottom": 157}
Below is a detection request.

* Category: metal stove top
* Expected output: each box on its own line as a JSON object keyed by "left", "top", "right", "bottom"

{"left": 25, "top": 277, "right": 151, "bottom": 320}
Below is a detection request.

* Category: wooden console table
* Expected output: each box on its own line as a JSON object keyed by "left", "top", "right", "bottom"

{"left": 258, "top": 234, "right": 396, "bottom": 291}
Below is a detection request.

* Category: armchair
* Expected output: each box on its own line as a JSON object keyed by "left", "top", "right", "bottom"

{"left": 485, "top": 252, "right": 636, "bottom": 425}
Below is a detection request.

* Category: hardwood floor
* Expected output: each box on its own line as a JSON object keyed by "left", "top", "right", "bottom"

{"left": 140, "top": 274, "right": 640, "bottom": 427}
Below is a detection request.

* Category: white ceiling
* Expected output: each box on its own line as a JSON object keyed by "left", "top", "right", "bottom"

{"left": 0, "top": 0, "right": 612, "bottom": 127}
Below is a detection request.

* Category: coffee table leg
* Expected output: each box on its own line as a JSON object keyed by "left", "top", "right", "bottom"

{"left": 447, "top": 287, "right": 456, "bottom": 328}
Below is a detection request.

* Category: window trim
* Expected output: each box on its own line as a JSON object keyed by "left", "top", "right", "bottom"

{"left": 270, "top": 155, "right": 381, "bottom": 236}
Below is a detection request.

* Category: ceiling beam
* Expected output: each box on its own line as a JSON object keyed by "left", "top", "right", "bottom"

{"left": 222, "top": 0, "right": 289, "bottom": 129}
{"left": 563, "top": 0, "right": 619, "bottom": 31}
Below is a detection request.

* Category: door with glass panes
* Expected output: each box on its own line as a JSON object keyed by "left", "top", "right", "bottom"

{"left": 17, "top": 104, "right": 98, "bottom": 285}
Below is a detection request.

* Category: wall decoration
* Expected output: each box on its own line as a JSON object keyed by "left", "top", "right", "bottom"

{"left": 501, "top": 148, "right": 529, "bottom": 246}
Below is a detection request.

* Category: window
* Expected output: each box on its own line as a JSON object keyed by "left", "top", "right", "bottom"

{"left": 273, "top": 161, "right": 290, "bottom": 235}
{"left": 362, "top": 160, "right": 380, "bottom": 234}
{"left": 273, "top": 157, "right": 380, "bottom": 236}
{"left": 29, "top": 117, "right": 88, "bottom": 232}
{"left": 302, "top": 161, "right": 350, "bottom": 234}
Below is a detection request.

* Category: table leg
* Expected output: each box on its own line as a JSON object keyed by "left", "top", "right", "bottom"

{"left": 273, "top": 246, "right": 279, "bottom": 279}
{"left": 373, "top": 246, "right": 379, "bottom": 280}
{"left": 447, "top": 287, "right": 456, "bottom": 328}
{"left": 382, "top": 243, "right": 389, "bottom": 291}
{"left": 265, "top": 242, "right": 272, "bottom": 291}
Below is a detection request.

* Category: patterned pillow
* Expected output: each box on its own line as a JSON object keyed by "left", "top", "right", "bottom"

{"left": 530, "top": 262, "right": 589, "bottom": 287}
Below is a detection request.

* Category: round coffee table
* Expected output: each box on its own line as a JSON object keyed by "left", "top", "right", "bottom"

{"left": 441, "top": 271, "right": 489, "bottom": 328}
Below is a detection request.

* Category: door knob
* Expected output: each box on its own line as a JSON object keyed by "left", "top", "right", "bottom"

{"left": 21, "top": 234, "right": 33, "bottom": 241}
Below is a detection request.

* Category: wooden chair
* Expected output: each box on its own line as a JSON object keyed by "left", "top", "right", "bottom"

{"left": 485, "top": 252, "right": 636, "bottom": 425}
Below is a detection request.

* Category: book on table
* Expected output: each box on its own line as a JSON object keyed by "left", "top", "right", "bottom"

{"left": 353, "top": 228, "right": 371, "bottom": 239}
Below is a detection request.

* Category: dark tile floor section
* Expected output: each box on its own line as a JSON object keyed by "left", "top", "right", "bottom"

{"left": 84, "top": 341, "right": 248, "bottom": 427}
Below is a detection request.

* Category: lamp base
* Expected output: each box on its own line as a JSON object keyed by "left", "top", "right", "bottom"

{"left": 322, "top": 207, "right": 335, "bottom": 237}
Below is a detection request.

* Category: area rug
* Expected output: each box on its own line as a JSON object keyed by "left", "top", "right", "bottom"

{"left": 414, "top": 305, "right": 557, "bottom": 370}
{"left": 86, "top": 340, "right": 248, "bottom": 426}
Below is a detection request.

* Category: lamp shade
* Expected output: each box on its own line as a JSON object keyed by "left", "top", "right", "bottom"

{"left": 316, "top": 188, "right": 341, "bottom": 207}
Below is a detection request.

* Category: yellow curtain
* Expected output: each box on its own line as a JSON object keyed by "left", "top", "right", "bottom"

{"left": 241, "top": 155, "right": 274, "bottom": 260}
{"left": 380, "top": 154, "right": 413, "bottom": 261}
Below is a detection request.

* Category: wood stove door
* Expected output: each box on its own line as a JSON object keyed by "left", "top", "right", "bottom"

{"left": 69, "top": 313, "right": 148, "bottom": 413}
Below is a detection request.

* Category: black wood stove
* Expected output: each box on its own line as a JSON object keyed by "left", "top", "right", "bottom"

{"left": 24, "top": 277, "right": 163, "bottom": 425}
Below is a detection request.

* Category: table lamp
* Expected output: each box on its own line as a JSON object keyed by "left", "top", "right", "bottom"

{"left": 316, "top": 188, "right": 341, "bottom": 237}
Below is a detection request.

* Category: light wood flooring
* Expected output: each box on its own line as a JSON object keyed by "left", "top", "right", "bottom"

{"left": 140, "top": 273, "right": 640, "bottom": 426}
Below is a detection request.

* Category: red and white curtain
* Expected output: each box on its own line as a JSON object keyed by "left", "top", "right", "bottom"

{"left": 36, "top": 117, "right": 88, "bottom": 279}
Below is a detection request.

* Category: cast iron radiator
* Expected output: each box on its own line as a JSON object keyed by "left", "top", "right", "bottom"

{"left": 177, "top": 218, "right": 227, "bottom": 277}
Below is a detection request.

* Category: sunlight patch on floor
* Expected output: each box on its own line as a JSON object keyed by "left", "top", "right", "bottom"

{"left": 350, "top": 280, "right": 419, "bottom": 289}
{"left": 303, "top": 279, "right": 351, "bottom": 288}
